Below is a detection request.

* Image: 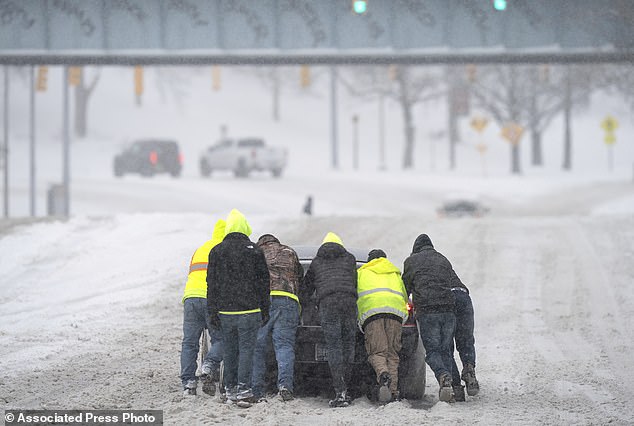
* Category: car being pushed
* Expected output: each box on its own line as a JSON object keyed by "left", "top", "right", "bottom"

{"left": 113, "top": 139, "right": 183, "bottom": 178}
{"left": 262, "top": 246, "right": 426, "bottom": 402}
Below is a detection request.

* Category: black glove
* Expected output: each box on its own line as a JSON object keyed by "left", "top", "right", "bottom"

{"left": 209, "top": 313, "right": 221, "bottom": 330}
{"left": 261, "top": 310, "right": 270, "bottom": 326}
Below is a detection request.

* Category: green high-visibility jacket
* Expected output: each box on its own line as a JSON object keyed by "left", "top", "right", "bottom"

{"left": 356, "top": 257, "right": 408, "bottom": 327}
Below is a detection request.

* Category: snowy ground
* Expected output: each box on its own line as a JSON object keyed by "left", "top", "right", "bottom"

{"left": 1, "top": 172, "right": 634, "bottom": 425}
{"left": 1, "top": 66, "right": 634, "bottom": 425}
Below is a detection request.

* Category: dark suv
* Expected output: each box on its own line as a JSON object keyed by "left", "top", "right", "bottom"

{"left": 264, "top": 246, "right": 426, "bottom": 401}
{"left": 113, "top": 139, "right": 183, "bottom": 178}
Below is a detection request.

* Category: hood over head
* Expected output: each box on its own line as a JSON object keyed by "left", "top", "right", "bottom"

{"left": 257, "top": 234, "right": 280, "bottom": 247}
{"left": 210, "top": 219, "right": 226, "bottom": 246}
{"left": 224, "top": 209, "right": 252, "bottom": 237}
{"left": 322, "top": 232, "right": 344, "bottom": 246}
{"left": 359, "top": 256, "right": 401, "bottom": 274}
{"left": 412, "top": 234, "right": 434, "bottom": 253}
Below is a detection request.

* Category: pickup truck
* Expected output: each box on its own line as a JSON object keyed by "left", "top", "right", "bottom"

{"left": 199, "top": 138, "right": 287, "bottom": 178}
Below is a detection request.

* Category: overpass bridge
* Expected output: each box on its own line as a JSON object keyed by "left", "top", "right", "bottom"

{"left": 0, "top": 0, "right": 633, "bottom": 65}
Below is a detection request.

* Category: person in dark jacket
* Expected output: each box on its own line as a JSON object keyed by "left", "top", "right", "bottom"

{"left": 449, "top": 280, "right": 479, "bottom": 401}
{"left": 207, "top": 209, "right": 270, "bottom": 404}
{"left": 301, "top": 232, "right": 358, "bottom": 408}
{"left": 402, "top": 234, "right": 456, "bottom": 403}
{"left": 251, "top": 234, "right": 303, "bottom": 402}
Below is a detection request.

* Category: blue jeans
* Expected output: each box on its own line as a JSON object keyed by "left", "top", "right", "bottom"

{"left": 451, "top": 289, "right": 476, "bottom": 386}
{"left": 252, "top": 296, "right": 300, "bottom": 397}
{"left": 319, "top": 298, "right": 358, "bottom": 393}
{"left": 219, "top": 311, "right": 260, "bottom": 390}
{"left": 180, "top": 297, "right": 224, "bottom": 387}
{"left": 418, "top": 311, "right": 456, "bottom": 382}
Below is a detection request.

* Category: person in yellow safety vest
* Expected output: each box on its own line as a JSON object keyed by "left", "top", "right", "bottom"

{"left": 357, "top": 248, "right": 409, "bottom": 403}
{"left": 180, "top": 219, "right": 226, "bottom": 397}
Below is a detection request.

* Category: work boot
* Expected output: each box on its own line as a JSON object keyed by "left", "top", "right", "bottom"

{"left": 438, "top": 373, "right": 454, "bottom": 402}
{"left": 461, "top": 363, "right": 480, "bottom": 396}
{"left": 453, "top": 385, "right": 466, "bottom": 402}
{"left": 378, "top": 372, "right": 392, "bottom": 403}
{"left": 183, "top": 379, "right": 197, "bottom": 397}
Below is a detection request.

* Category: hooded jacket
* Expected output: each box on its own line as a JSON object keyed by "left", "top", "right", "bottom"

{"left": 356, "top": 257, "right": 409, "bottom": 328}
{"left": 257, "top": 234, "right": 303, "bottom": 302}
{"left": 301, "top": 233, "right": 357, "bottom": 307}
{"left": 402, "top": 234, "right": 460, "bottom": 314}
{"left": 182, "top": 219, "right": 226, "bottom": 303}
{"left": 207, "top": 209, "right": 270, "bottom": 318}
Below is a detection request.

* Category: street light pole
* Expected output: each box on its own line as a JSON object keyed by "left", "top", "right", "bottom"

{"left": 352, "top": 114, "right": 359, "bottom": 170}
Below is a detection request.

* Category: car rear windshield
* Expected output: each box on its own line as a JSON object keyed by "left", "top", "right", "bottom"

{"left": 135, "top": 140, "right": 179, "bottom": 153}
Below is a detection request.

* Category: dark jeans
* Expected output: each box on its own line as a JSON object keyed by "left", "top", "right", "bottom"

{"left": 180, "top": 297, "right": 224, "bottom": 387}
{"left": 319, "top": 298, "right": 358, "bottom": 393}
{"left": 252, "top": 296, "right": 300, "bottom": 397}
{"left": 451, "top": 289, "right": 476, "bottom": 386}
{"left": 219, "top": 311, "right": 260, "bottom": 390}
{"left": 418, "top": 311, "right": 456, "bottom": 382}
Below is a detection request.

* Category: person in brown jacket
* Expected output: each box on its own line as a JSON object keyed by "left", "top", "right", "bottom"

{"left": 251, "top": 234, "right": 303, "bottom": 402}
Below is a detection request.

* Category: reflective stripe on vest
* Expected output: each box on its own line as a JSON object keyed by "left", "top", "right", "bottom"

{"left": 219, "top": 308, "right": 261, "bottom": 315}
{"left": 270, "top": 290, "right": 300, "bottom": 305}
{"left": 358, "top": 287, "right": 405, "bottom": 299}
{"left": 189, "top": 262, "right": 207, "bottom": 273}
{"left": 359, "top": 305, "right": 408, "bottom": 326}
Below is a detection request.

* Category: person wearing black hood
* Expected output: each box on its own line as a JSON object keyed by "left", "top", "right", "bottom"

{"left": 402, "top": 234, "right": 457, "bottom": 403}
{"left": 300, "top": 232, "right": 358, "bottom": 408}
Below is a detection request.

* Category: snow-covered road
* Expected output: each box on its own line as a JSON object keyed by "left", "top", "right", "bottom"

{"left": 1, "top": 173, "right": 633, "bottom": 425}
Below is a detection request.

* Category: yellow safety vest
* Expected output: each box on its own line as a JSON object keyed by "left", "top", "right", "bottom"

{"left": 356, "top": 257, "right": 408, "bottom": 326}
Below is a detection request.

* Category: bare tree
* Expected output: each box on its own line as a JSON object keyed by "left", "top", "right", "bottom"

{"left": 469, "top": 64, "right": 596, "bottom": 173}
{"left": 74, "top": 67, "right": 100, "bottom": 139}
{"left": 340, "top": 65, "right": 444, "bottom": 169}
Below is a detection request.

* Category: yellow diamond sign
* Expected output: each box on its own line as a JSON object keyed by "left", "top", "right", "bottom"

{"left": 501, "top": 123, "right": 524, "bottom": 145}
{"left": 601, "top": 116, "right": 618, "bottom": 133}
{"left": 470, "top": 116, "right": 488, "bottom": 133}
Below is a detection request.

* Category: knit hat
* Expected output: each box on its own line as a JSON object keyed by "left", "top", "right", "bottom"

{"left": 367, "top": 249, "right": 387, "bottom": 262}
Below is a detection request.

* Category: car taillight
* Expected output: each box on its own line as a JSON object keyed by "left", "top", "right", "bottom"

{"left": 149, "top": 151, "right": 158, "bottom": 165}
{"left": 407, "top": 302, "right": 413, "bottom": 313}
{"left": 179, "top": 153, "right": 184, "bottom": 165}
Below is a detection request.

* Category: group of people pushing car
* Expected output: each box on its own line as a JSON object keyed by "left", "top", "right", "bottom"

{"left": 179, "top": 208, "right": 479, "bottom": 407}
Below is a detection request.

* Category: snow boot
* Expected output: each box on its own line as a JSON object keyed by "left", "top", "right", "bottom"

{"left": 438, "top": 373, "right": 454, "bottom": 403}
{"left": 453, "top": 385, "right": 466, "bottom": 402}
{"left": 378, "top": 372, "right": 392, "bottom": 403}
{"left": 462, "top": 363, "right": 480, "bottom": 396}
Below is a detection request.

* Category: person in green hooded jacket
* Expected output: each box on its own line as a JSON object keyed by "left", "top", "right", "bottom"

{"left": 357, "top": 249, "right": 408, "bottom": 403}
{"left": 180, "top": 218, "right": 226, "bottom": 397}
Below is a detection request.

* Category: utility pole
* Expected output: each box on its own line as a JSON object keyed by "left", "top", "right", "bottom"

{"left": 3, "top": 66, "right": 9, "bottom": 218}
{"left": 30, "top": 65, "right": 36, "bottom": 216}
{"left": 330, "top": 66, "right": 339, "bottom": 170}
